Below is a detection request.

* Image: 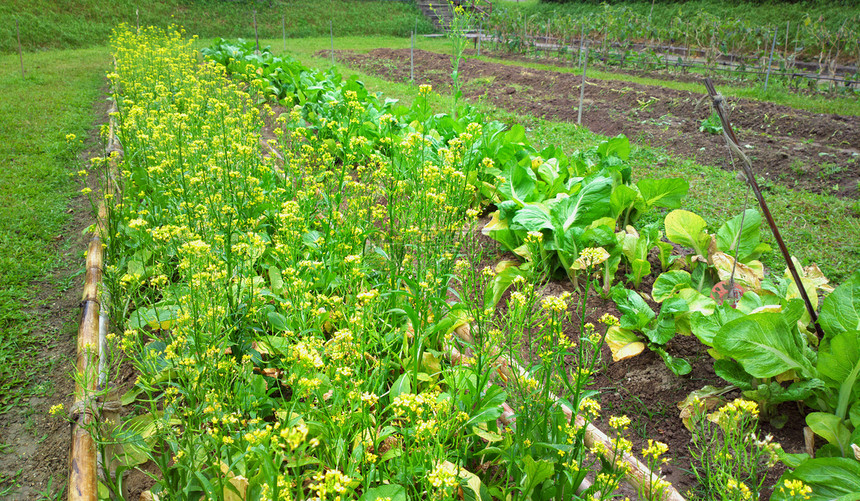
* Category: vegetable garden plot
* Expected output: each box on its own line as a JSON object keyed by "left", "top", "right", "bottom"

{"left": 89, "top": 27, "right": 687, "bottom": 501}
{"left": 77, "top": 26, "right": 860, "bottom": 501}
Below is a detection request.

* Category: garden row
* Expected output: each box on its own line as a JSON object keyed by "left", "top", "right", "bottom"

{"left": 82, "top": 26, "right": 860, "bottom": 500}
{"left": 481, "top": 4, "right": 859, "bottom": 90}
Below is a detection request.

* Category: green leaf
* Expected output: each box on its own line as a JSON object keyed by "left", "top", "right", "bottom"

{"left": 713, "top": 359, "right": 754, "bottom": 390}
{"left": 664, "top": 209, "right": 710, "bottom": 257}
{"left": 390, "top": 373, "right": 411, "bottom": 400}
{"left": 820, "top": 270, "right": 860, "bottom": 340}
{"left": 609, "top": 184, "right": 641, "bottom": 219}
{"left": 714, "top": 312, "right": 814, "bottom": 379}
{"left": 512, "top": 205, "right": 553, "bottom": 232}
{"left": 596, "top": 135, "right": 630, "bottom": 160}
{"left": 359, "top": 485, "right": 407, "bottom": 501}
{"left": 716, "top": 209, "right": 762, "bottom": 262}
{"left": 520, "top": 455, "right": 555, "bottom": 496}
{"left": 636, "top": 177, "right": 689, "bottom": 209}
{"left": 612, "top": 287, "right": 655, "bottom": 331}
{"left": 267, "top": 311, "right": 288, "bottom": 332}
{"left": 652, "top": 270, "right": 693, "bottom": 303}
{"left": 806, "top": 413, "right": 853, "bottom": 455}
{"left": 505, "top": 123, "right": 526, "bottom": 143}
{"left": 817, "top": 330, "right": 860, "bottom": 419}
{"left": 268, "top": 266, "right": 285, "bottom": 295}
{"left": 553, "top": 176, "right": 613, "bottom": 231}
{"left": 485, "top": 262, "right": 529, "bottom": 309}
{"left": 472, "top": 425, "right": 504, "bottom": 442}
{"left": 653, "top": 346, "right": 692, "bottom": 376}
{"left": 129, "top": 304, "right": 180, "bottom": 331}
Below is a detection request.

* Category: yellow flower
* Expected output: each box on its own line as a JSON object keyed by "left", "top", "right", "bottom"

{"left": 419, "top": 84, "right": 432, "bottom": 96}
{"left": 49, "top": 403, "right": 65, "bottom": 416}
{"left": 572, "top": 247, "right": 610, "bottom": 270}
{"left": 779, "top": 479, "right": 812, "bottom": 499}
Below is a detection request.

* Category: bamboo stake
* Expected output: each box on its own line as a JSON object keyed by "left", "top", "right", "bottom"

{"left": 253, "top": 10, "right": 259, "bottom": 53}
{"left": 764, "top": 28, "right": 778, "bottom": 92}
{"left": 16, "top": 19, "right": 24, "bottom": 79}
{"left": 578, "top": 43, "right": 589, "bottom": 125}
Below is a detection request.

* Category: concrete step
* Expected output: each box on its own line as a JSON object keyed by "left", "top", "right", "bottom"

{"left": 416, "top": 0, "right": 453, "bottom": 31}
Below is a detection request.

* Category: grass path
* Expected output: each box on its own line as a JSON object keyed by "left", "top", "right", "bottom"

{"left": 0, "top": 46, "right": 108, "bottom": 497}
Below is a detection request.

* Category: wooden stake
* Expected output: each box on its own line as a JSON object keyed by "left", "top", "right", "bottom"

{"left": 410, "top": 31, "right": 415, "bottom": 83}
{"left": 282, "top": 15, "right": 286, "bottom": 53}
{"left": 330, "top": 20, "right": 334, "bottom": 67}
{"left": 16, "top": 19, "right": 24, "bottom": 79}
{"left": 577, "top": 43, "right": 589, "bottom": 125}
{"left": 135, "top": 9, "right": 139, "bottom": 32}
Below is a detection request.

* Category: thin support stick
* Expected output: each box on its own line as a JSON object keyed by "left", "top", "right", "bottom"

{"left": 16, "top": 19, "right": 24, "bottom": 79}
{"left": 282, "top": 15, "right": 286, "bottom": 53}
{"left": 330, "top": 20, "right": 334, "bottom": 67}
{"left": 703, "top": 78, "right": 824, "bottom": 339}
{"left": 477, "top": 21, "right": 482, "bottom": 56}
{"left": 578, "top": 43, "right": 589, "bottom": 125}
{"left": 784, "top": 21, "right": 789, "bottom": 58}
{"left": 136, "top": 9, "right": 140, "bottom": 32}
{"left": 253, "top": 10, "right": 259, "bottom": 53}
{"left": 764, "top": 28, "right": 778, "bottom": 92}
{"left": 411, "top": 31, "right": 415, "bottom": 83}
{"left": 578, "top": 22, "right": 584, "bottom": 66}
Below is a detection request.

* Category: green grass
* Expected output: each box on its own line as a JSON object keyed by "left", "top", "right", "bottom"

{"left": 1, "top": 0, "right": 434, "bottom": 54}
{"left": 274, "top": 35, "right": 859, "bottom": 283}
{"left": 0, "top": 47, "right": 107, "bottom": 413}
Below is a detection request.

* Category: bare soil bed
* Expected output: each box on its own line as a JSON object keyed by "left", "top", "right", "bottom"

{"left": 336, "top": 48, "right": 860, "bottom": 200}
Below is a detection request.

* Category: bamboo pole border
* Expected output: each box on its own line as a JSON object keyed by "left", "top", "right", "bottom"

{"left": 68, "top": 97, "right": 122, "bottom": 501}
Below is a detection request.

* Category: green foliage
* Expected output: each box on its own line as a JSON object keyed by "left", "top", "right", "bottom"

{"left": 699, "top": 112, "right": 723, "bottom": 135}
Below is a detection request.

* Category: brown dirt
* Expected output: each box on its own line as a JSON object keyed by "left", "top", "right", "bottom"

{"left": 335, "top": 48, "right": 860, "bottom": 199}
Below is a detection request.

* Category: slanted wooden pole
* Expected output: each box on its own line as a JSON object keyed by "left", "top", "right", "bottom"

{"left": 703, "top": 78, "right": 823, "bottom": 338}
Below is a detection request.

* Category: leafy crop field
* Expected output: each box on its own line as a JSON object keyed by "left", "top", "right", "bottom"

{"left": 2, "top": 1, "right": 860, "bottom": 500}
